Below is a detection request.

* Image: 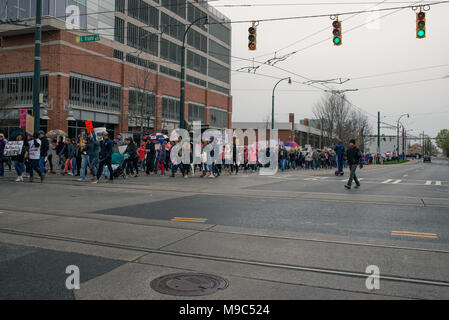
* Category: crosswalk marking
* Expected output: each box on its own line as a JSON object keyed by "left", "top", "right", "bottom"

{"left": 426, "top": 181, "right": 432, "bottom": 185}
{"left": 436, "top": 181, "right": 442, "bottom": 186}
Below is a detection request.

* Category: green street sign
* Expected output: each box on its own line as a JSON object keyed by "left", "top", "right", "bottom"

{"left": 76, "top": 34, "right": 100, "bottom": 43}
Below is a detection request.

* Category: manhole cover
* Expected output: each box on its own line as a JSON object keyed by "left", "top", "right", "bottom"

{"left": 150, "top": 273, "right": 228, "bottom": 296}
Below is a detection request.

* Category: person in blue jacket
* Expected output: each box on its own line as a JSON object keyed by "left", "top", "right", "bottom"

{"left": 334, "top": 140, "right": 345, "bottom": 175}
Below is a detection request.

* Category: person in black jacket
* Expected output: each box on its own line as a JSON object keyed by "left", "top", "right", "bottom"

{"left": 12, "top": 133, "right": 27, "bottom": 182}
{"left": 38, "top": 131, "right": 49, "bottom": 174}
{"left": 124, "top": 137, "right": 139, "bottom": 177}
{"left": 93, "top": 132, "right": 114, "bottom": 183}
{"left": 345, "top": 139, "right": 362, "bottom": 189}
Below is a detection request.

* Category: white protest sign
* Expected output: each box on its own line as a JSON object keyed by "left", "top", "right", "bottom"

{"left": 3, "top": 141, "right": 23, "bottom": 157}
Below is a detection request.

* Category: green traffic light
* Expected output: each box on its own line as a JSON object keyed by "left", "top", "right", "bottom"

{"left": 333, "top": 37, "right": 341, "bottom": 45}
{"left": 417, "top": 29, "right": 425, "bottom": 38}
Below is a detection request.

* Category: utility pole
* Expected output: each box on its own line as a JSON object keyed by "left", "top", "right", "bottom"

{"left": 402, "top": 127, "right": 406, "bottom": 158}
{"left": 32, "top": 0, "right": 42, "bottom": 134}
{"left": 377, "top": 112, "right": 381, "bottom": 164}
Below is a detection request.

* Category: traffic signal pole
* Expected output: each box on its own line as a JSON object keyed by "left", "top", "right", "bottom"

{"left": 377, "top": 112, "right": 381, "bottom": 163}
{"left": 32, "top": 0, "right": 42, "bottom": 134}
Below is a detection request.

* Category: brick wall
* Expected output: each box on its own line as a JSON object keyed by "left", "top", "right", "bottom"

{"left": 0, "top": 30, "right": 232, "bottom": 134}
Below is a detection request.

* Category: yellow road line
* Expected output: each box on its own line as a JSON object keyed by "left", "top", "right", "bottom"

{"left": 171, "top": 217, "right": 208, "bottom": 223}
{"left": 391, "top": 232, "right": 438, "bottom": 239}
{"left": 392, "top": 231, "right": 437, "bottom": 236}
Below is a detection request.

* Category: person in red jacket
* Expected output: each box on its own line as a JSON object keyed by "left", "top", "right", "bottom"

{"left": 137, "top": 142, "right": 146, "bottom": 172}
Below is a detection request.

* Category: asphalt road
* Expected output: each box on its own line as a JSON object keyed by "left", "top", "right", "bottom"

{"left": 0, "top": 156, "right": 448, "bottom": 299}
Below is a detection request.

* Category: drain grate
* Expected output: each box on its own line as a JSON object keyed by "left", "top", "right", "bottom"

{"left": 150, "top": 273, "right": 228, "bottom": 296}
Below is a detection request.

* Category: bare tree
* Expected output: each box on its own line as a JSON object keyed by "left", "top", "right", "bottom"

{"left": 313, "top": 93, "right": 371, "bottom": 148}
{"left": 129, "top": 63, "right": 155, "bottom": 142}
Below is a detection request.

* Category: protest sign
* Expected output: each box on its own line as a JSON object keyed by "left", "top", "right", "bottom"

{"left": 85, "top": 120, "right": 94, "bottom": 133}
{"left": 3, "top": 141, "right": 23, "bottom": 157}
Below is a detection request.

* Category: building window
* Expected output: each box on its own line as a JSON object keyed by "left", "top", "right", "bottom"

{"left": 208, "top": 17, "right": 231, "bottom": 45}
{"left": 209, "top": 108, "right": 228, "bottom": 128}
{"left": 188, "top": 103, "right": 206, "bottom": 123}
{"left": 113, "top": 49, "right": 124, "bottom": 60}
{"left": 161, "top": 12, "right": 185, "bottom": 42}
{"left": 162, "top": 96, "right": 180, "bottom": 121}
{"left": 209, "top": 39, "right": 230, "bottom": 65}
{"left": 69, "top": 74, "right": 121, "bottom": 112}
{"left": 186, "top": 75, "right": 206, "bottom": 87}
{"left": 128, "top": 0, "right": 159, "bottom": 30}
{"left": 115, "top": 0, "right": 125, "bottom": 13}
{"left": 127, "top": 22, "right": 158, "bottom": 56}
{"left": 208, "top": 82, "right": 229, "bottom": 95}
{"left": 160, "top": 65, "right": 181, "bottom": 78}
{"left": 129, "top": 89, "right": 156, "bottom": 118}
{"left": 187, "top": 50, "right": 207, "bottom": 75}
{"left": 126, "top": 53, "right": 158, "bottom": 71}
{"left": 114, "top": 17, "right": 125, "bottom": 43}
{"left": 0, "top": 73, "right": 48, "bottom": 106}
{"left": 187, "top": 29, "right": 207, "bottom": 53}
{"left": 161, "top": 0, "right": 186, "bottom": 19}
{"left": 187, "top": 2, "right": 208, "bottom": 31}
{"left": 160, "top": 38, "right": 182, "bottom": 64}
{"left": 208, "top": 60, "right": 230, "bottom": 84}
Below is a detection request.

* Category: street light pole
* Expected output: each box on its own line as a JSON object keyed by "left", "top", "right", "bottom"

{"left": 271, "top": 77, "right": 291, "bottom": 130}
{"left": 397, "top": 113, "right": 409, "bottom": 162}
{"left": 179, "top": 16, "right": 208, "bottom": 130}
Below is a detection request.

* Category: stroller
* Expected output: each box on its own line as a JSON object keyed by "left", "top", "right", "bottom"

{"left": 109, "top": 152, "right": 126, "bottom": 179}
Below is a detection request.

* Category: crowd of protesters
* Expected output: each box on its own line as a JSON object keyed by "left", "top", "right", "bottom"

{"left": 0, "top": 129, "right": 376, "bottom": 183}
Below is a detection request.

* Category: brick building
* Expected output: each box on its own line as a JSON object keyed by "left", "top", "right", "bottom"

{"left": 0, "top": 0, "right": 232, "bottom": 139}
{"left": 233, "top": 114, "right": 328, "bottom": 148}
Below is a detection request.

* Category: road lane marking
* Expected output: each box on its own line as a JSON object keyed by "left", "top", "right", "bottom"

{"left": 171, "top": 217, "right": 208, "bottom": 223}
{"left": 425, "top": 181, "right": 432, "bottom": 185}
{"left": 391, "top": 231, "right": 438, "bottom": 239}
{"left": 392, "top": 180, "right": 402, "bottom": 184}
{"left": 382, "top": 179, "right": 393, "bottom": 184}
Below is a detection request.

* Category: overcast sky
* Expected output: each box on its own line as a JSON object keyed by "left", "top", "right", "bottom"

{"left": 210, "top": 0, "right": 449, "bottom": 139}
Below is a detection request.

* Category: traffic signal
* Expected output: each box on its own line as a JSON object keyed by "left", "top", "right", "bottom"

{"left": 416, "top": 11, "right": 426, "bottom": 39}
{"left": 248, "top": 24, "right": 257, "bottom": 51}
{"left": 332, "top": 19, "right": 342, "bottom": 46}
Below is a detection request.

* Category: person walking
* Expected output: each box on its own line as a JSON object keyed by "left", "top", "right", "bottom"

{"left": 145, "top": 139, "right": 156, "bottom": 175}
{"left": 12, "top": 133, "right": 27, "bottom": 182}
{"left": 278, "top": 145, "right": 288, "bottom": 172}
{"left": 345, "top": 139, "right": 362, "bottom": 190}
{"left": 27, "top": 133, "right": 44, "bottom": 182}
{"left": 156, "top": 141, "right": 167, "bottom": 176}
{"left": 0, "top": 133, "right": 5, "bottom": 177}
{"left": 93, "top": 132, "right": 113, "bottom": 183}
{"left": 334, "top": 140, "right": 345, "bottom": 175}
{"left": 124, "top": 137, "right": 139, "bottom": 177}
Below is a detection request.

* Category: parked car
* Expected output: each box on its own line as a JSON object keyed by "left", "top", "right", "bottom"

{"left": 423, "top": 155, "right": 431, "bottom": 163}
